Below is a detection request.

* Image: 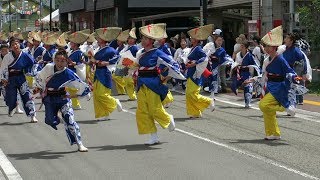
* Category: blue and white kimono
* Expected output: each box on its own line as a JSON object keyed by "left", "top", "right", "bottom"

{"left": 94, "top": 46, "right": 119, "bottom": 89}
{"left": 264, "top": 54, "right": 296, "bottom": 108}
{"left": 68, "top": 49, "right": 86, "bottom": 81}
{"left": 282, "top": 45, "right": 306, "bottom": 105}
{"left": 186, "top": 45, "right": 208, "bottom": 86}
{"left": 32, "top": 45, "right": 45, "bottom": 60}
{"left": 207, "top": 47, "right": 232, "bottom": 93}
{"left": 0, "top": 51, "right": 36, "bottom": 116}
{"left": 231, "top": 51, "right": 257, "bottom": 106}
{"left": 137, "top": 48, "right": 184, "bottom": 100}
{"left": 41, "top": 45, "right": 56, "bottom": 68}
{"left": 35, "top": 63, "right": 90, "bottom": 145}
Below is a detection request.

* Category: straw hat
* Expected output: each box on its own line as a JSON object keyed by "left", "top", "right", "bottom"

{"left": 42, "top": 34, "right": 58, "bottom": 45}
{"left": 87, "top": 33, "right": 96, "bottom": 43}
{"left": 261, "top": 25, "right": 283, "bottom": 47}
{"left": 32, "top": 32, "right": 42, "bottom": 42}
{"left": 56, "top": 33, "right": 67, "bottom": 47}
{"left": 129, "top": 27, "right": 137, "bottom": 39}
{"left": 117, "top": 29, "right": 130, "bottom": 42}
{"left": 80, "top": 29, "right": 91, "bottom": 35}
{"left": 12, "top": 31, "right": 24, "bottom": 40}
{"left": 95, "top": 27, "right": 122, "bottom": 42}
{"left": 0, "top": 33, "right": 8, "bottom": 41}
{"left": 139, "top": 23, "right": 167, "bottom": 40}
{"left": 68, "top": 31, "right": 89, "bottom": 44}
{"left": 236, "top": 34, "right": 247, "bottom": 44}
{"left": 64, "top": 31, "right": 72, "bottom": 41}
{"left": 27, "top": 37, "right": 34, "bottom": 44}
{"left": 187, "top": 24, "right": 214, "bottom": 40}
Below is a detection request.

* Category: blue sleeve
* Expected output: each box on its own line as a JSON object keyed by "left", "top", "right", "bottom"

{"left": 195, "top": 46, "right": 206, "bottom": 64}
{"left": 157, "top": 50, "right": 179, "bottom": 70}
{"left": 296, "top": 48, "right": 307, "bottom": 74}
{"left": 130, "top": 46, "right": 138, "bottom": 57}
{"left": 108, "top": 48, "right": 120, "bottom": 65}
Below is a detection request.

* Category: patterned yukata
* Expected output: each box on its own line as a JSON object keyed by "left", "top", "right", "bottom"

{"left": 0, "top": 51, "right": 36, "bottom": 116}
{"left": 35, "top": 63, "right": 90, "bottom": 145}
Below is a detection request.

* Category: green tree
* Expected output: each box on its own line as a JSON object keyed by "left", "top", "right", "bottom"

{"left": 298, "top": 0, "right": 320, "bottom": 50}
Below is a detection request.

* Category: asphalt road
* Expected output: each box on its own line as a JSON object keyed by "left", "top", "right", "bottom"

{"left": 0, "top": 90, "right": 319, "bottom": 180}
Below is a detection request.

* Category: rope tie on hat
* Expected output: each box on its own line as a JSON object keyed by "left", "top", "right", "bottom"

{"left": 194, "top": 27, "right": 199, "bottom": 35}
{"left": 103, "top": 28, "right": 107, "bottom": 34}
{"left": 147, "top": 24, "right": 152, "bottom": 33}
{"left": 267, "top": 31, "right": 272, "bottom": 42}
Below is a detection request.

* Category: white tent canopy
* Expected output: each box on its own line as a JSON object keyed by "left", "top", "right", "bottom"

{"left": 42, "top": 9, "right": 59, "bottom": 22}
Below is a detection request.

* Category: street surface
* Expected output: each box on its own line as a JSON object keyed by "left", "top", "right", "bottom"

{"left": 0, "top": 89, "right": 320, "bottom": 180}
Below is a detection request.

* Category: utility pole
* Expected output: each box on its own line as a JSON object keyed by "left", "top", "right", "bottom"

{"left": 49, "top": 0, "right": 52, "bottom": 31}
{"left": 0, "top": 1, "right": 2, "bottom": 30}
{"left": 261, "top": 0, "right": 272, "bottom": 35}
{"left": 200, "top": 0, "right": 203, "bottom": 26}
{"left": 40, "top": 0, "right": 43, "bottom": 31}
{"left": 9, "top": 0, "right": 12, "bottom": 32}
{"left": 203, "top": 0, "right": 207, "bottom": 25}
{"left": 93, "top": 0, "right": 97, "bottom": 30}
{"left": 289, "top": 0, "right": 295, "bottom": 33}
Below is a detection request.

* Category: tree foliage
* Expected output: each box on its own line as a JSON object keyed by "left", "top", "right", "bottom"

{"left": 298, "top": 0, "right": 320, "bottom": 50}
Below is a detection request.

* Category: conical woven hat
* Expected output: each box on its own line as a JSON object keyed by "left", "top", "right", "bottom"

{"left": 68, "top": 31, "right": 89, "bottom": 44}
{"left": 0, "top": 33, "right": 8, "bottom": 41}
{"left": 32, "top": 32, "right": 42, "bottom": 42}
{"left": 27, "top": 37, "right": 34, "bottom": 44}
{"left": 129, "top": 27, "right": 137, "bottom": 39}
{"left": 95, "top": 27, "right": 122, "bottom": 42}
{"left": 12, "top": 31, "right": 24, "bottom": 40}
{"left": 80, "top": 29, "right": 91, "bottom": 35}
{"left": 188, "top": 24, "right": 214, "bottom": 40}
{"left": 87, "top": 33, "right": 96, "bottom": 43}
{"left": 139, "top": 23, "right": 167, "bottom": 40}
{"left": 56, "top": 33, "right": 67, "bottom": 47}
{"left": 42, "top": 34, "right": 58, "bottom": 45}
{"left": 261, "top": 25, "right": 283, "bottom": 46}
{"left": 117, "top": 29, "right": 130, "bottom": 42}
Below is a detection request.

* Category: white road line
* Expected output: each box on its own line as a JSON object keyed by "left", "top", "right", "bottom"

{"left": 0, "top": 148, "right": 22, "bottom": 180}
{"left": 173, "top": 89, "right": 320, "bottom": 123}
{"left": 215, "top": 97, "right": 320, "bottom": 123}
{"left": 123, "top": 108, "right": 319, "bottom": 180}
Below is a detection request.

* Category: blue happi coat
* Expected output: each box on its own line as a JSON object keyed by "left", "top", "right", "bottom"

{"left": 186, "top": 46, "right": 207, "bottom": 86}
{"left": 137, "top": 48, "right": 181, "bottom": 100}
{"left": 68, "top": 49, "right": 85, "bottom": 73}
{"left": 282, "top": 45, "right": 306, "bottom": 75}
{"left": 265, "top": 54, "right": 296, "bottom": 108}
{"left": 36, "top": 64, "right": 90, "bottom": 145}
{"left": 1, "top": 51, "right": 36, "bottom": 115}
{"left": 94, "top": 46, "right": 119, "bottom": 89}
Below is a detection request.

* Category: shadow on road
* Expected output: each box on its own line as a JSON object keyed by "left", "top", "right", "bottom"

{"left": 174, "top": 117, "right": 204, "bottom": 122}
{"left": 0, "top": 122, "right": 33, "bottom": 126}
{"left": 7, "top": 150, "right": 78, "bottom": 160}
{"left": 229, "top": 139, "right": 290, "bottom": 146}
{"left": 88, "top": 143, "right": 163, "bottom": 152}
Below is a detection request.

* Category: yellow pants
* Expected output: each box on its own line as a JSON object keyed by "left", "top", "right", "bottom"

{"left": 124, "top": 76, "right": 136, "bottom": 100}
{"left": 185, "top": 78, "right": 211, "bottom": 117}
{"left": 86, "top": 64, "right": 95, "bottom": 87}
{"left": 112, "top": 74, "right": 126, "bottom": 95}
{"left": 162, "top": 90, "right": 174, "bottom": 106}
{"left": 25, "top": 76, "right": 34, "bottom": 88}
{"left": 259, "top": 93, "right": 285, "bottom": 136}
{"left": 93, "top": 80, "right": 117, "bottom": 118}
{"left": 136, "top": 85, "right": 171, "bottom": 134}
{"left": 66, "top": 87, "right": 81, "bottom": 109}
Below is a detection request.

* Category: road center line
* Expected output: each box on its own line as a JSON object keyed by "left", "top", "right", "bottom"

{"left": 122, "top": 109, "right": 319, "bottom": 180}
